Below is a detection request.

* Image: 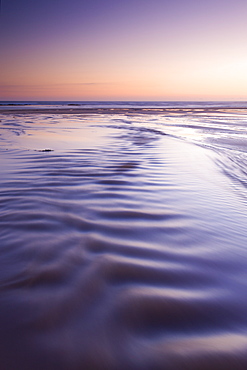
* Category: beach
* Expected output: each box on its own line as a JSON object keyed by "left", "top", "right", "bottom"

{"left": 1, "top": 103, "right": 247, "bottom": 369}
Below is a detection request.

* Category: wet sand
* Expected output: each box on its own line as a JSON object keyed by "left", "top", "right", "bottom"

{"left": 1, "top": 111, "right": 247, "bottom": 369}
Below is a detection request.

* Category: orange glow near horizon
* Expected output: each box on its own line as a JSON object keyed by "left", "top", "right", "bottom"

{"left": 1, "top": 0, "right": 247, "bottom": 101}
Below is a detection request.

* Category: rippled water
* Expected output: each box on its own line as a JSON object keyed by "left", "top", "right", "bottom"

{"left": 1, "top": 107, "right": 247, "bottom": 369}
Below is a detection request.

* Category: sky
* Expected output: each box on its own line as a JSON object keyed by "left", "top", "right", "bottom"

{"left": 1, "top": 0, "right": 247, "bottom": 101}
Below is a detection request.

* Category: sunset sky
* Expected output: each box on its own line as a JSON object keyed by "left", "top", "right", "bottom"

{"left": 1, "top": 0, "right": 247, "bottom": 101}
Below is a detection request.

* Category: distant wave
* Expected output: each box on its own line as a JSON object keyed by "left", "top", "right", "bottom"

{"left": 1, "top": 100, "right": 247, "bottom": 109}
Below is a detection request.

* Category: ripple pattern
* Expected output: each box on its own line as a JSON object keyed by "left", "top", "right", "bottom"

{"left": 1, "top": 113, "right": 247, "bottom": 369}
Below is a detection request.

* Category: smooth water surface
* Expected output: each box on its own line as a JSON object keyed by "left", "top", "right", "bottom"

{"left": 1, "top": 106, "right": 247, "bottom": 369}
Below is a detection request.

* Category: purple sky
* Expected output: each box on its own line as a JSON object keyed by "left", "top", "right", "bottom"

{"left": 1, "top": 0, "right": 247, "bottom": 100}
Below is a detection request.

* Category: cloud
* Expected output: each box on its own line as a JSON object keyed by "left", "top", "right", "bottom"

{"left": 1, "top": 82, "right": 113, "bottom": 89}
{"left": 0, "top": 82, "right": 117, "bottom": 100}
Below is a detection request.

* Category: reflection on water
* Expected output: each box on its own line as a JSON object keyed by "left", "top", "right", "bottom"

{"left": 1, "top": 110, "right": 247, "bottom": 369}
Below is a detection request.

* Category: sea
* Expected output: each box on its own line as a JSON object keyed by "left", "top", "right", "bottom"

{"left": 1, "top": 101, "right": 247, "bottom": 369}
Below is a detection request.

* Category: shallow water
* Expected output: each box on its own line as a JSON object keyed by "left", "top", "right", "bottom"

{"left": 1, "top": 108, "right": 247, "bottom": 369}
